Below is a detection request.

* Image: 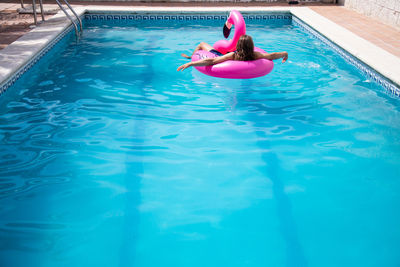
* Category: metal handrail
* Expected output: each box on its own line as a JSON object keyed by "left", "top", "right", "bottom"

{"left": 32, "top": 0, "right": 45, "bottom": 25}
{"left": 61, "top": 0, "right": 82, "bottom": 32}
{"left": 55, "top": 0, "right": 82, "bottom": 38}
{"left": 20, "top": 0, "right": 45, "bottom": 25}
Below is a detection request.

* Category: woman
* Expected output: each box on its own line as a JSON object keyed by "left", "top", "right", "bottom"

{"left": 177, "top": 35, "right": 288, "bottom": 72}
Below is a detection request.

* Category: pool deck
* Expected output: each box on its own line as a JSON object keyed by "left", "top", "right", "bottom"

{"left": 1, "top": 2, "right": 400, "bottom": 94}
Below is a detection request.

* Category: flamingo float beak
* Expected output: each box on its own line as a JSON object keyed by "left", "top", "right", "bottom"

{"left": 223, "top": 21, "right": 232, "bottom": 38}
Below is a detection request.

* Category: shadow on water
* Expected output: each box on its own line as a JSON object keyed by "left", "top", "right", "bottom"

{"left": 117, "top": 35, "right": 159, "bottom": 266}
{"left": 239, "top": 79, "right": 308, "bottom": 267}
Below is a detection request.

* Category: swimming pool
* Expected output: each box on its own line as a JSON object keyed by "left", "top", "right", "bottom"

{"left": 1, "top": 12, "right": 400, "bottom": 267}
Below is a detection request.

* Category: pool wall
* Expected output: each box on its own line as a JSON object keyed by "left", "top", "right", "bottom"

{"left": 0, "top": 6, "right": 399, "bottom": 97}
{"left": 291, "top": 15, "right": 400, "bottom": 96}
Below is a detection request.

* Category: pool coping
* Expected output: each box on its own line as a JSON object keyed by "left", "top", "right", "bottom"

{"left": 1, "top": 6, "right": 400, "bottom": 96}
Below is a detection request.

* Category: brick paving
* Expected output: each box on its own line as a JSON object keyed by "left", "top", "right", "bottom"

{"left": 310, "top": 5, "right": 400, "bottom": 58}
{"left": 0, "top": 2, "right": 55, "bottom": 49}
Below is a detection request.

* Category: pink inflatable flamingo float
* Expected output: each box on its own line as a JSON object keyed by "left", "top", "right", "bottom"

{"left": 191, "top": 10, "right": 274, "bottom": 79}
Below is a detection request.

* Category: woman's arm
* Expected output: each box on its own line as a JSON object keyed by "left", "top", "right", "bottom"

{"left": 255, "top": 51, "right": 288, "bottom": 63}
{"left": 177, "top": 52, "right": 234, "bottom": 71}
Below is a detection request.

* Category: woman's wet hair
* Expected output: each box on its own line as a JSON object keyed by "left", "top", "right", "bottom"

{"left": 235, "top": 35, "right": 255, "bottom": 61}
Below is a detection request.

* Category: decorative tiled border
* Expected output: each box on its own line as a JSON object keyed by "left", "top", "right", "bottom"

{"left": 1, "top": 12, "right": 399, "bottom": 99}
{"left": 83, "top": 13, "right": 292, "bottom": 21}
{"left": 0, "top": 24, "right": 75, "bottom": 95}
{"left": 292, "top": 16, "right": 400, "bottom": 97}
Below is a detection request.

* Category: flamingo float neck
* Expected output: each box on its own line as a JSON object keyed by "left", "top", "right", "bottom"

{"left": 213, "top": 10, "right": 246, "bottom": 54}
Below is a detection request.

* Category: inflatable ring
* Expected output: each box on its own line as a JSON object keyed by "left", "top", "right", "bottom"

{"left": 192, "top": 47, "right": 274, "bottom": 79}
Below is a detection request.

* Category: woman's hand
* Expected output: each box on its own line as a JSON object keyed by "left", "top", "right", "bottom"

{"left": 177, "top": 62, "right": 192, "bottom": 71}
{"left": 282, "top": 52, "right": 288, "bottom": 63}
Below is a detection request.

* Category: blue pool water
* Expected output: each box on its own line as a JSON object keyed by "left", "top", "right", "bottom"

{"left": 1, "top": 15, "right": 400, "bottom": 267}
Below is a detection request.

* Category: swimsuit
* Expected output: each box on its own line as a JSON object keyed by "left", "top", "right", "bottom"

{"left": 209, "top": 49, "right": 224, "bottom": 57}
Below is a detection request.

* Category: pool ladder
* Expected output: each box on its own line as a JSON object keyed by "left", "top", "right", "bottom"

{"left": 55, "top": 0, "right": 82, "bottom": 38}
